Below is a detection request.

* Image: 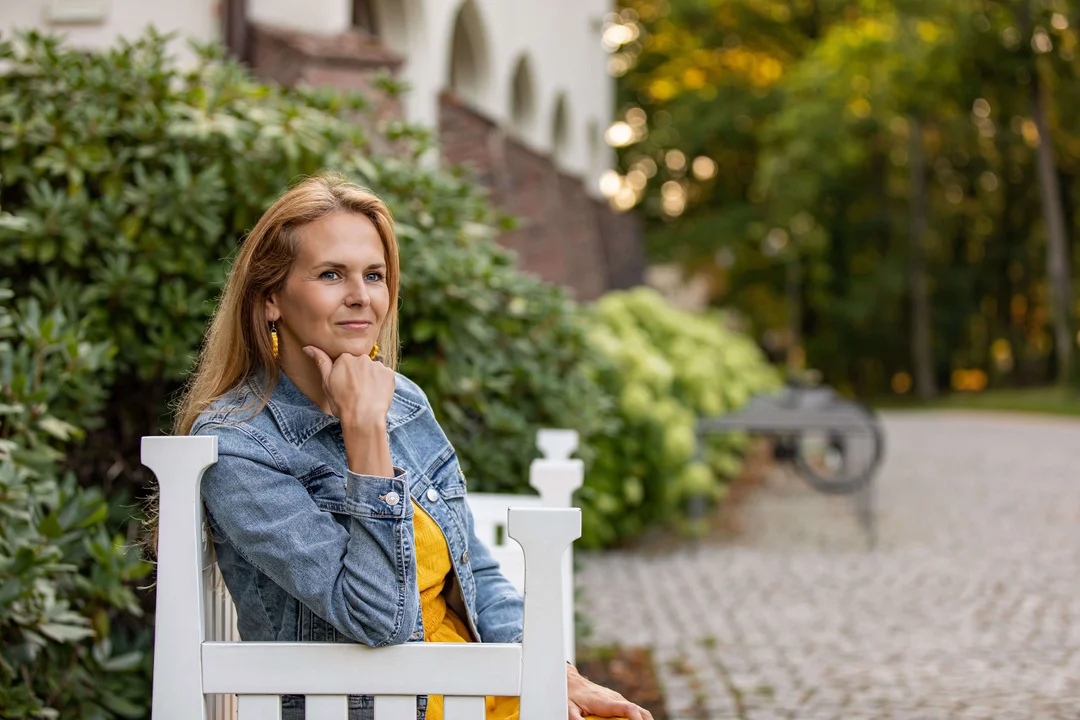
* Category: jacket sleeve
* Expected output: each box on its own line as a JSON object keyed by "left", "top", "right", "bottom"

{"left": 197, "top": 423, "right": 420, "bottom": 647}
{"left": 463, "top": 499, "right": 526, "bottom": 644}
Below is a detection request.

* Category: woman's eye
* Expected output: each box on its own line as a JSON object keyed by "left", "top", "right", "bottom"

{"left": 319, "top": 270, "right": 340, "bottom": 281}
{"left": 365, "top": 272, "right": 385, "bottom": 282}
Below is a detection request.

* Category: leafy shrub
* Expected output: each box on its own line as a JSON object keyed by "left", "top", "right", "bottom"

{"left": 0, "top": 285, "right": 153, "bottom": 719}
{"left": 0, "top": 29, "right": 608, "bottom": 498}
{"left": 577, "top": 288, "right": 780, "bottom": 547}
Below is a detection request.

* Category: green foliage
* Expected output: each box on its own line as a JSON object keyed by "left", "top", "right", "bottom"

{"left": 0, "top": 28, "right": 609, "bottom": 500}
{"left": 577, "top": 288, "right": 780, "bottom": 546}
{"left": 0, "top": 285, "right": 153, "bottom": 719}
{"left": 614, "top": 0, "right": 1080, "bottom": 394}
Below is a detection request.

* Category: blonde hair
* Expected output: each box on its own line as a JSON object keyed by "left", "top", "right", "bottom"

{"left": 172, "top": 173, "right": 401, "bottom": 436}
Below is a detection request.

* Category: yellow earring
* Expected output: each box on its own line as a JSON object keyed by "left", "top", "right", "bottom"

{"left": 369, "top": 341, "right": 379, "bottom": 361}
{"left": 270, "top": 321, "right": 279, "bottom": 359}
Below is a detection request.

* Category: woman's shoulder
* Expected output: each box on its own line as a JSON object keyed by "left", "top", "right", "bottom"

{"left": 189, "top": 380, "right": 265, "bottom": 437}
{"left": 392, "top": 370, "right": 429, "bottom": 407}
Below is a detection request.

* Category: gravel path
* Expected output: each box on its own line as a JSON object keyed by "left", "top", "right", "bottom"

{"left": 577, "top": 412, "right": 1080, "bottom": 719}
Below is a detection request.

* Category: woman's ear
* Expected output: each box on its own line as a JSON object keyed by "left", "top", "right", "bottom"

{"left": 265, "top": 294, "right": 279, "bottom": 324}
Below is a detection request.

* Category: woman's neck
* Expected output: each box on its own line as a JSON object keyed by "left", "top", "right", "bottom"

{"left": 278, "top": 349, "right": 332, "bottom": 415}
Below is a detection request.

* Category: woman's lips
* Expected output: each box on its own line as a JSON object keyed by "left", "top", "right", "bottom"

{"left": 337, "top": 321, "right": 372, "bottom": 331}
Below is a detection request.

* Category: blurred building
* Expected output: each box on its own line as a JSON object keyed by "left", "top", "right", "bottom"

{"left": 2, "top": 0, "right": 644, "bottom": 300}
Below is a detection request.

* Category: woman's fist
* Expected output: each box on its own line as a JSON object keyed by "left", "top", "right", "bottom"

{"left": 303, "top": 345, "right": 395, "bottom": 430}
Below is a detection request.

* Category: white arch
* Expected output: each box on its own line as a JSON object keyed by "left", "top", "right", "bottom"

{"left": 509, "top": 54, "right": 538, "bottom": 140}
{"left": 446, "top": 0, "right": 492, "bottom": 107}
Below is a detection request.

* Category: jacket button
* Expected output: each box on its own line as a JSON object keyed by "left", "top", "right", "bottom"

{"left": 384, "top": 491, "right": 400, "bottom": 506}
{"left": 426, "top": 488, "right": 439, "bottom": 502}
{"left": 461, "top": 550, "right": 470, "bottom": 564}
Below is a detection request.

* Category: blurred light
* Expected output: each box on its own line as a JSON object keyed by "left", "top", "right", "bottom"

{"left": 946, "top": 185, "right": 964, "bottom": 204}
{"left": 1001, "top": 27, "right": 1021, "bottom": 50}
{"left": 691, "top": 156, "right": 718, "bottom": 180}
{"left": 980, "top": 171, "right": 999, "bottom": 192}
{"left": 1051, "top": 13, "right": 1069, "bottom": 31}
{"left": 1032, "top": 28, "right": 1053, "bottom": 53}
{"left": 619, "top": 7, "right": 639, "bottom": 24}
{"left": 665, "top": 149, "right": 686, "bottom": 172}
{"left": 891, "top": 372, "right": 912, "bottom": 394}
{"left": 612, "top": 186, "right": 638, "bottom": 210}
{"left": 605, "top": 121, "right": 635, "bottom": 147}
{"left": 890, "top": 147, "right": 908, "bottom": 167}
{"left": 991, "top": 339, "right": 1014, "bottom": 372}
{"left": 633, "top": 157, "right": 657, "bottom": 178}
{"left": 626, "top": 168, "right": 648, "bottom": 190}
{"left": 978, "top": 120, "right": 996, "bottom": 138}
{"left": 662, "top": 195, "right": 685, "bottom": 216}
{"left": 734, "top": 115, "right": 754, "bottom": 133}
{"left": 1021, "top": 119, "right": 1040, "bottom": 147}
{"left": 972, "top": 98, "right": 991, "bottom": 118}
{"left": 951, "top": 369, "right": 988, "bottom": 392}
{"left": 607, "top": 54, "right": 631, "bottom": 77}
{"left": 603, "top": 23, "right": 635, "bottom": 49}
{"left": 714, "top": 247, "right": 735, "bottom": 269}
{"left": 973, "top": 14, "right": 991, "bottom": 32}
{"left": 661, "top": 180, "right": 684, "bottom": 200}
{"left": 599, "top": 170, "right": 622, "bottom": 197}
{"left": 762, "top": 228, "right": 789, "bottom": 256}
{"left": 626, "top": 107, "right": 647, "bottom": 127}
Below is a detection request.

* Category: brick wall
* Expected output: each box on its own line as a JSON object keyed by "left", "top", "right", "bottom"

{"left": 439, "top": 92, "right": 642, "bottom": 301}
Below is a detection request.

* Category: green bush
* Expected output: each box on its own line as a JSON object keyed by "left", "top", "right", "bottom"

{"left": 576, "top": 288, "right": 780, "bottom": 547}
{"left": 0, "top": 285, "right": 153, "bottom": 719}
{"left": 0, "top": 29, "right": 609, "bottom": 496}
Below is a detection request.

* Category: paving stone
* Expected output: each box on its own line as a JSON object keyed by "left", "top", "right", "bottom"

{"left": 577, "top": 413, "right": 1080, "bottom": 719}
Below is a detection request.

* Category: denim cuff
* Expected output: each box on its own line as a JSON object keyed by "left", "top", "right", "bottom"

{"left": 343, "top": 467, "right": 411, "bottom": 519}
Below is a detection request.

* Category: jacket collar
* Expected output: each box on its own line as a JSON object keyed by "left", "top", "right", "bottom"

{"left": 261, "top": 370, "right": 424, "bottom": 448}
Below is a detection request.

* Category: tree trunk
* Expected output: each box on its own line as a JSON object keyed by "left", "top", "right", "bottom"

{"left": 1031, "top": 76, "right": 1074, "bottom": 384}
{"left": 908, "top": 116, "right": 936, "bottom": 398}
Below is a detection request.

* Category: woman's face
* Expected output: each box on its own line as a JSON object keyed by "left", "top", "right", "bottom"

{"left": 265, "top": 211, "right": 389, "bottom": 361}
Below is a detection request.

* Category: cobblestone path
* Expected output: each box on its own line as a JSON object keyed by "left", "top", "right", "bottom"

{"left": 577, "top": 413, "right": 1080, "bottom": 719}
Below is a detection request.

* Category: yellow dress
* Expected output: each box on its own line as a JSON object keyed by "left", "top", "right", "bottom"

{"left": 412, "top": 502, "right": 620, "bottom": 720}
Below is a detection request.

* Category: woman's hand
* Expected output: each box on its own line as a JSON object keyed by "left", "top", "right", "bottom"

{"left": 303, "top": 345, "right": 396, "bottom": 477}
{"left": 303, "top": 345, "right": 395, "bottom": 430}
{"left": 567, "top": 664, "right": 654, "bottom": 720}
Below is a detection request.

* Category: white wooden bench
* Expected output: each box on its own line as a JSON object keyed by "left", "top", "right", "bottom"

{"left": 143, "top": 430, "right": 583, "bottom": 720}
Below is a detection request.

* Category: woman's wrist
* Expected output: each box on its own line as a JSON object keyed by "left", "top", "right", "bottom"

{"left": 342, "top": 421, "right": 393, "bottom": 477}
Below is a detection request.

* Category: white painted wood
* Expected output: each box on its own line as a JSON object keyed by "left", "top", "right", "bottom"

{"left": 146, "top": 432, "right": 583, "bottom": 720}
{"left": 374, "top": 695, "right": 415, "bottom": 720}
{"left": 203, "top": 643, "right": 521, "bottom": 696}
{"left": 142, "top": 435, "right": 218, "bottom": 720}
{"left": 509, "top": 507, "right": 582, "bottom": 720}
{"left": 304, "top": 695, "right": 348, "bottom": 720}
{"left": 236, "top": 695, "right": 280, "bottom": 720}
{"left": 444, "top": 696, "right": 486, "bottom": 720}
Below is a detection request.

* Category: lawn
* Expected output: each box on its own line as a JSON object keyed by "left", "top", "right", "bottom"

{"left": 870, "top": 386, "right": 1080, "bottom": 418}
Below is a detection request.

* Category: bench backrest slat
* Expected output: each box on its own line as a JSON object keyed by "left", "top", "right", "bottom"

{"left": 236, "top": 695, "right": 280, "bottom": 720}
{"left": 444, "top": 696, "right": 486, "bottom": 720}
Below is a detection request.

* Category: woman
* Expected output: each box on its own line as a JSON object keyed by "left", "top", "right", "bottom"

{"left": 172, "top": 174, "right": 650, "bottom": 720}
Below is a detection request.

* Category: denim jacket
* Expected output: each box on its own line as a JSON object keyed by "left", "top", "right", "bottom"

{"left": 191, "top": 370, "right": 525, "bottom": 719}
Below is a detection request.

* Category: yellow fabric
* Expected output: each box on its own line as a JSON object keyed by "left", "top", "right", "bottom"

{"left": 412, "top": 503, "right": 620, "bottom": 720}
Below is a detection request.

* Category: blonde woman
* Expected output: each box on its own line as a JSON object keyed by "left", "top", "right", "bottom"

{"left": 172, "top": 175, "right": 648, "bottom": 720}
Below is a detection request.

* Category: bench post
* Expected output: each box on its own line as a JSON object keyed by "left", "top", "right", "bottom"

{"left": 142, "top": 436, "right": 218, "bottom": 720}
{"left": 509, "top": 507, "right": 581, "bottom": 720}
{"left": 530, "top": 429, "right": 583, "bottom": 664}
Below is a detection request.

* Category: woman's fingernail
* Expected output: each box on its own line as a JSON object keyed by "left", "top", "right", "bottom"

{"left": 303, "top": 347, "right": 314, "bottom": 358}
